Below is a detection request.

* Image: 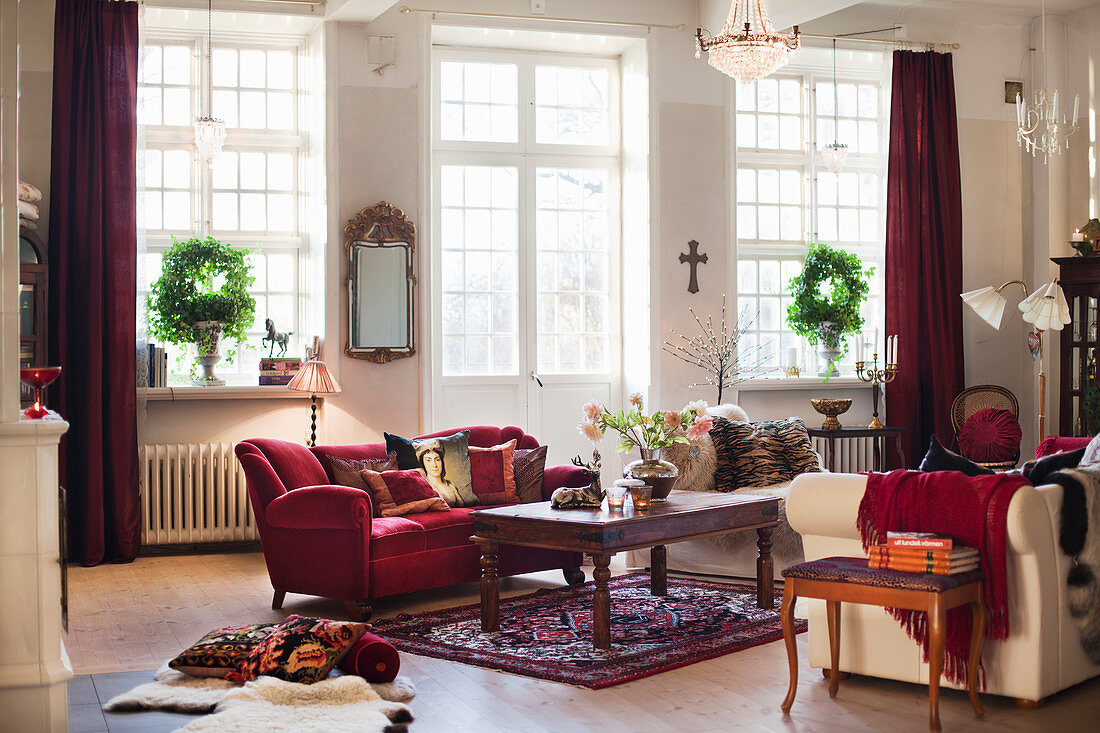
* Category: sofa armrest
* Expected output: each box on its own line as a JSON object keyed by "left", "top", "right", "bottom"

{"left": 265, "top": 485, "right": 373, "bottom": 531}
{"left": 540, "top": 465, "right": 590, "bottom": 501}
{"left": 787, "top": 472, "right": 868, "bottom": 542}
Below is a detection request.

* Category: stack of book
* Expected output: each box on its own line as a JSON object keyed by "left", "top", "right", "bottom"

{"left": 869, "top": 532, "right": 980, "bottom": 576}
{"left": 146, "top": 344, "right": 167, "bottom": 387}
{"left": 259, "top": 357, "right": 301, "bottom": 386}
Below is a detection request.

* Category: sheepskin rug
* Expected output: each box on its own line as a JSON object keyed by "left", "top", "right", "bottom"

{"left": 662, "top": 433, "right": 718, "bottom": 492}
{"left": 104, "top": 663, "right": 415, "bottom": 733}
{"left": 706, "top": 484, "right": 803, "bottom": 560}
{"left": 705, "top": 403, "right": 749, "bottom": 422}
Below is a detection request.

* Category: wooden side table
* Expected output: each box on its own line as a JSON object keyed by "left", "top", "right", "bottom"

{"left": 779, "top": 556, "right": 985, "bottom": 732}
{"left": 807, "top": 426, "right": 906, "bottom": 472}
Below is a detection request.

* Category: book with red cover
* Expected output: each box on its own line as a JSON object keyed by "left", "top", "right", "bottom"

{"left": 885, "top": 531, "right": 953, "bottom": 550}
{"left": 870, "top": 545, "right": 977, "bottom": 562}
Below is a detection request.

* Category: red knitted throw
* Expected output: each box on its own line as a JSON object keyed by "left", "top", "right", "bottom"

{"left": 857, "top": 470, "right": 1026, "bottom": 686}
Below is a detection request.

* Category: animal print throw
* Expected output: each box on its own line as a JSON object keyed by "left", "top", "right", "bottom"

{"left": 1047, "top": 465, "right": 1100, "bottom": 663}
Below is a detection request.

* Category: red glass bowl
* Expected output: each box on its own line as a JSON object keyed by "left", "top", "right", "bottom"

{"left": 20, "top": 366, "right": 62, "bottom": 419}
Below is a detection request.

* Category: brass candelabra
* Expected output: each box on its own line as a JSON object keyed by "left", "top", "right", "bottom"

{"left": 856, "top": 354, "right": 898, "bottom": 429}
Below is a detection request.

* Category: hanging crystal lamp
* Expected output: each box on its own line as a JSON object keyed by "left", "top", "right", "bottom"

{"left": 193, "top": 0, "right": 225, "bottom": 165}
{"left": 1016, "top": 0, "right": 1078, "bottom": 163}
{"left": 695, "top": 0, "right": 800, "bottom": 84}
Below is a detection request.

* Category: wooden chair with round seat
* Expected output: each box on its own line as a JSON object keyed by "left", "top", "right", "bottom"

{"left": 950, "top": 385, "right": 1021, "bottom": 471}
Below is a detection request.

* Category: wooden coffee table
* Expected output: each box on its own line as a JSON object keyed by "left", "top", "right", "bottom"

{"left": 470, "top": 490, "right": 780, "bottom": 649}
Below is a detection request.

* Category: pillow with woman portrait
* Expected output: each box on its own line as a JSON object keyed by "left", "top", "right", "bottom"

{"left": 411, "top": 431, "right": 477, "bottom": 507}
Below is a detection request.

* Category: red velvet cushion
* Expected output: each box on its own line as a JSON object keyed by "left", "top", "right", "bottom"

{"left": 958, "top": 408, "right": 1022, "bottom": 463}
{"left": 381, "top": 469, "right": 437, "bottom": 504}
{"left": 1034, "top": 435, "right": 1092, "bottom": 459}
{"left": 468, "top": 440, "right": 519, "bottom": 504}
{"left": 337, "top": 631, "right": 400, "bottom": 683}
{"left": 360, "top": 469, "right": 450, "bottom": 518}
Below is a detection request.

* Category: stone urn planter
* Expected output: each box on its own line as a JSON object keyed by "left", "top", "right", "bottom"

{"left": 192, "top": 320, "right": 226, "bottom": 386}
{"left": 816, "top": 322, "right": 843, "bottom": 377}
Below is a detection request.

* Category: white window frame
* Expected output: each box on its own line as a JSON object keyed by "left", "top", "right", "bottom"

{"left": 733, "top": 59, "right": 890, "bottom": 379}
{"left": 429, "top": 48, "right": 623, "bottom": 384}
{"left": 139, "top": 30, "right": 316, "bottom": 386}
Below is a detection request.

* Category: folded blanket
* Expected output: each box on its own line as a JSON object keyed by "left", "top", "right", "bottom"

{"left": 18, "top": 180, "right": 42, "bottom": 202}
{"left": 18, "top": 199, "right": 39, "bottom": 221}
{"left": 19, "top": 218, "right": 37, "bottom": 231}
{"left": 858, "top": 469, "right": 1027, "bottom": 686}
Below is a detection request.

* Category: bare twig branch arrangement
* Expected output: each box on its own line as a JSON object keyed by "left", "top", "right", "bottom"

{"left": 661, "top": 296, "right": 773, "bottom": 403}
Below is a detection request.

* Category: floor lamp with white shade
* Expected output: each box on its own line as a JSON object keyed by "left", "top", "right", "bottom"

{"left": 960, "top": 279, "right": 1071, "bottom": 441}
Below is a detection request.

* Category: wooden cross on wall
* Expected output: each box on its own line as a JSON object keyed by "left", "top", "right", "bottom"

{"left": 679, "top": 240, "right": 708, "bottom": 294}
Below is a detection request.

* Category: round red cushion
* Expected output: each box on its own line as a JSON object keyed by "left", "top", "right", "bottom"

{"left": 337, "top": 631, "right": 400, "bottom": 683}
{"left": 958, "top": 408, "right": 1022, "bottom": 463}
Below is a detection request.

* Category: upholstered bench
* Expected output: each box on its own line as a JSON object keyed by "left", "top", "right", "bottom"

{"left": 779, "top": 557, "right": 986, "bottom": 732}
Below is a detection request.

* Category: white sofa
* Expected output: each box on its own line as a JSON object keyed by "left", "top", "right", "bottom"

{"left": 787, "top": 472, "right": 1100, "bottom": 703}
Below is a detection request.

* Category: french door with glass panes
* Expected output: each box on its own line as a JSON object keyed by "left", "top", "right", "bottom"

{"left": 431, "top": 51, "right": 621, "bottom": 465}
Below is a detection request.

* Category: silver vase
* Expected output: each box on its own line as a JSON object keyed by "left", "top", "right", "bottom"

{"left": 623, "top": 448, "right": 679, "bottom": 502}
{"left": 192, "top": 320, "right": 226, "bottom": 386}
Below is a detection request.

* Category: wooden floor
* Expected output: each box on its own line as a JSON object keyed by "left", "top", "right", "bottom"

{"left": 66, "top": 552, "right": 1100, "bottom": 732}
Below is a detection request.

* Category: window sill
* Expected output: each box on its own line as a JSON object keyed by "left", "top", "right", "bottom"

{"left": 733, "top": 377, "right": 870, "bottom": 391}
{"left": 141, "top": 386, "right": 318, "bottom": 401}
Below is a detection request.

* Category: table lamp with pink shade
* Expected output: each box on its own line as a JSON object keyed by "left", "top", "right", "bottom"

{"left": 287, "top": 360, "right": 341, "bottom": 446}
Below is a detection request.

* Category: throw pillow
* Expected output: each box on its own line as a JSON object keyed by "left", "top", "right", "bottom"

{"left": 168, "top": 622, "right": 279, "bottom": 678}
{"left": 229, "top": 615, "right": 366, "bottom": 685}
{"left": 384, "top": 432, "right": 420, "bottom": 469}
{"left": 710, "top": 416, "right": 821, "bottom": 492}
{"left": 326, "top": 453, "right": 399, "bottom": 498}
{"left": 468, "top": 440, "right": 519, "bottom": 504}
{"left": 1083, "top": 432, "right": 1100, "bottom": 465}
{"left": 513, "top": 445, "right": 549, "bottom": 503}
{"left": 957, "top": 408, "right": 1022, "bottom": 463}
{"left": 411, "top": 431, "right": 477, "bottom": 507}
{"left": 359, "top": 469, "right": 451, "bottom": 517}
{"left": 919, "top": 435, "right": 994, "bottom": 476}
{"left": 336, "top": 631, "right": 400, "bottom": 683}
{"left": 1024, "top": 447, "right": 1086, "bottom": 486}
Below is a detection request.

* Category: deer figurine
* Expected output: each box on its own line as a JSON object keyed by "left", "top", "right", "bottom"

{"left": 551, "top": 450, "right": 604, "bottom": 509}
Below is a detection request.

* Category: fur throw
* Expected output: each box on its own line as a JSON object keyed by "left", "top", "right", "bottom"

{"left": 104, "top": 663, "right": 415, "bottom": 732}
{"left": 706, "top": 403, "right": 749, "bottom": 422}
{"left": 662, "top": 433, "right": 717, "bottom": 492}
{"left": 1048, "top": 466, "right": 1100, "bottom": 664}
{"left": 705, "top": 484, "right": 802, "bottom": 560}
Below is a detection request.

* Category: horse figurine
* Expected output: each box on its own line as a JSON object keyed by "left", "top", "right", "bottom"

{"left": 551, "top": 450, "right": 604, "bottom": 509}
{"left": 262, "top": 318, "right": 293, "bottom": 357}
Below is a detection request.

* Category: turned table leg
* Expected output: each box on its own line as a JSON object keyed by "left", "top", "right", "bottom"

{"left": 650, "top": 544, "right": 667, "bottom": 596}
{"left": 591, "top": 553, "right": 613, "bottom": 649}
{"left": 756, "top": 525, "right": 775, "bottom": 609}
{"left": 478, "top": 540, "right": 500, "bottom": 632}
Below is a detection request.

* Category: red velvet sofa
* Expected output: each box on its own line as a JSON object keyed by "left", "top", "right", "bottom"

{"left": 234, "top": 426, "right": 586, "bottom": 620}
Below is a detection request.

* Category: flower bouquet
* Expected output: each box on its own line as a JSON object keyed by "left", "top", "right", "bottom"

{"left": 578, "top": 394, "right": 714, "bottom": 501}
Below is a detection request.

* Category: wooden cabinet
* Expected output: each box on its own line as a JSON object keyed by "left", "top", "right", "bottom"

{"left": 1053, "top": 256, "right": 1100, "bottom": 436}
{"left": 19, "top": 226, "right": 48, "bottom": 407}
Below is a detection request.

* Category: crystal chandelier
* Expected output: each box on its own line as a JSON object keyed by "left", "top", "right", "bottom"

{"left": 821, "top": 39, "right": 848, "bottom": 173}
{"left": 193, "top": 0, "right": 225, "bottom": 165}
{"left": 1016, "top": 0, "right": 1078, "bottom": 163}
{"left": 695, "top": 0, "right": 800, "bottom": 84}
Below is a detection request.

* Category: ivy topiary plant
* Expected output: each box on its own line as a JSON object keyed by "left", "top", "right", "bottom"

{"left": 147, "top": 236, "right": 256, "bottom": 382}
{"left": 786, "top": 243, "right": 873, "bottom": 358}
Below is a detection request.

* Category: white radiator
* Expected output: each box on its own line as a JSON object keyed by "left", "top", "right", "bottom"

{"left": 139, "top": 443, "right": 259, "bottom": 545}
{"left": 812, "top": 436, "right": 878, "bottom": 473}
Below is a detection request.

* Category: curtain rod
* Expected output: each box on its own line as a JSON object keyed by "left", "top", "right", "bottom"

{"left": 800, "top": 32, "right": 959, "bottom": 52}
{"left": 399, "top": 6, "right": 688, "bottom": 31}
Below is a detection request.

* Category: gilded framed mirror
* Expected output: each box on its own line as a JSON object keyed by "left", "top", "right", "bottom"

{"left": 344, "top": 202, "right": 416, "bottom": 363}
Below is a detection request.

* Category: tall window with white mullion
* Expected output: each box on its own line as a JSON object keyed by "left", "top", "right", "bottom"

{"left": 433, "top": 52, "right": 618, "bottom": 381}
{"left": 139, "top": 35, "right": 307, "bottom": 385}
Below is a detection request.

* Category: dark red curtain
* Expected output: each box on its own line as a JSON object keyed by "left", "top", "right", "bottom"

{"left": 885, "top": 51, "right": 964, "bottom": 469}
{"left": 48, "top": 0, "right": 140, "bottom": 565}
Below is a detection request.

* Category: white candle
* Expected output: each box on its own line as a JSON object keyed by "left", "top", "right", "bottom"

{"left": 1072, "top": 229, "right": 1085, "bottom": 242}
{"left": 1073, "top": 94, "right": 1080, "bottom": 126}
{"left": 874, "top": 328, "right": 880, "bottom": 358}
{"left": 1016, "top": 93, "right": 1024, "bottom": 126}
{"left": 892, "top": 335, "right": 899, "bottom": 364}
{"left": 855, "top": 337, "right": 863, "bottom": 363}
{"left": 786, "top": 346, "right": 798, "bottom": 366}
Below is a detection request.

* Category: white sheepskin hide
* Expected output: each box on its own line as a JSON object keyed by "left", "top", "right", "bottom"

{"left": 705, "top": 403, "right": 749, "bottom": 422}
{"left": 104, "top": 663, "right": 415, "bottom": 733}
{"left": 706, "top": 484, "right": 803, "bottom": 561}
{"left": 662, "top": 433, "right": 717, "bottom": 492}
{"left": 177, "top": 675, "right": 414, "bottom": 733}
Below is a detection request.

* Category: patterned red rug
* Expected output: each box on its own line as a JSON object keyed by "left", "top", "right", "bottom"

{"left": 371, "top": 573, "right": 805, "bottom": 689}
